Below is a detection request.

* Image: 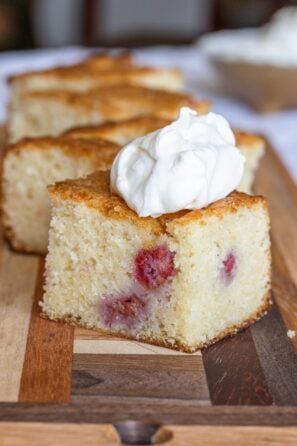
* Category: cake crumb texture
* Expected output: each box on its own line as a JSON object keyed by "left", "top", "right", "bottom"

{"left": 2, "top": 138, "right": 120, "bottom": 254}
{"left": 42, "top": 170, "right": 271, "bottom": 352}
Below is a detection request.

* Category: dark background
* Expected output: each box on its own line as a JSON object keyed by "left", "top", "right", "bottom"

{"left": 0, "top": 0, "right": 296, "bottom": 51}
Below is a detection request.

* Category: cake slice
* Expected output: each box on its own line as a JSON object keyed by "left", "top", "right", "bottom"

{"left": 9, "top": 63, "right": 183, "bottom": 101}
{"left": 83, "top": 51, "right": 133, "bottom": 69}
{"left": 8, "top": 51, "right": 182, "bottom": 99}
{"left": 2, "top": 137, "right": 119, "bottom": 254}
{"left": 8, "top": 86, "right": 209, "bottom": 142}
{"left": 8, "top": 52, "right": 133, "bottom": 103}
{"left": 65, "top": 116, "right": 265, "bottom": 194}
{"left": 42, "top": 170, "right": 271, "bottom": 352}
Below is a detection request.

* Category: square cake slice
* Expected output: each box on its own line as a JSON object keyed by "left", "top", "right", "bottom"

{"left": 9, "top": 51, "right": 182, "bottom": 103}
{"left": 65, "top": 117, "right": 265, "bottom": 194}
{"left": 42, "top": 170, "right": 271, "bottom": 352}
{"left": 9, "top": 66, "right": 183, "bottom": 98}
{"left": 8, "top": 86, "right": 209, "bottom": 142}
{"left": 2, "top": 137, "right": 119, "bottom": 254}
{"left": 8, "top": 52, "right": 134, "bottom": 93}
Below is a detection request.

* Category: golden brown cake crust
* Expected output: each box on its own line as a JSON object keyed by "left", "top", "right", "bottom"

{"left": 41, "top": 289, "right": 272, "bottom": 353}
{"left": 11, "top": 65, "right": 181, "bottom": 84}
{"left": 49, "top": 170, "right": 164, "bottom": 235}
{"left": 4, "top": 136, "right": 120, "bottom": 166}
{"left": 83, "top": 51, "right": 133, "bottom": 69}
{"left": 49, "top": 170, "right": 269, "bottom": 232}
{"left": 166, "top": 192, "right": 269, "bottom": 228}
{"left": 21, "top": 85, "right": 210, "bottom": 119}
{"left": 8, "top": 52, "right": 134, "bottom": 82}
{"left": 64, "top": 116, "right": 171, "bottom": 141}
{"left": 235, "top": 130, "right": 264, "bottom": 147}
{"left": 64, "top": 116, "right": 264, "bottom": 148}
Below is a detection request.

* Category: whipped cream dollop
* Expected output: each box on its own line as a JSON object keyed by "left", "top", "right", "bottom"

{"left": 110, "top": 108, "right": 244, "bottom": 218}
{"left": 200, "top": 7, "right": 297, "bottom": 66}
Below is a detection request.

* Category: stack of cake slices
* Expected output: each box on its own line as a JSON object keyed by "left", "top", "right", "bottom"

{"left": 1, "top": 51, "right": 271, "bottom": 352}
{"left": 8, "top": 85, "right": 211, "bottom": 143}
{"left": 2, "top": 116, "right": 264, "bottom": 254}
{"left": 42, "top": 171, "right": 271, "bottom": 352}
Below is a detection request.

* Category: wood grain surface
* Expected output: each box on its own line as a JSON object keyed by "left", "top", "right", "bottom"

{"left": 73, "top": 329, "right": 202, "bottom": 355}
{"left": 0, "top": 247, "right": 38, "bottom": 402}
{"left": 254, "top": 145, "right": 297, "bottom": 353}
{"left": 73, "top": 338, "right": 201, "bottom": 355}
{"left": 254, "top": 144, "right": 297, "bottom": 288}
{"left": 202, "top": 327, "right": 272, "bottom": 405}
{"left": 72, "top": 354, "right": 210, "bottom": 401}
{"left": 19, "top": 259, "right": 74, "bottom": 403}
{"left": 0, "top": 423, "right": 297, "bottom": 446}
{"left": 270, "top": 238, "right": 297, "bottom": 351}
{"left": 0, "top": 402, "right": 296, "bottom": 425}
{"left": 1, "top": 423, "right": 297, "bottom": 446}
{"left": 251, "top": 301, "right": 297, "bottom": 406}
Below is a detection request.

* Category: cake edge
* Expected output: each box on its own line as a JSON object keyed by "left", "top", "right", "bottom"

{"left": 39, "top": 289, "right": 272, "bottom": 353}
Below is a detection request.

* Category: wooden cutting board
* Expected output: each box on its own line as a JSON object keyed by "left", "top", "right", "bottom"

{"left": 0, "top": 129, "right": 297, "bottom": 445}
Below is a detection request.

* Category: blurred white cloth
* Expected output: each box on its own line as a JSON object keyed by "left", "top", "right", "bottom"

{"left": 0, "top": 45, "right": 296, "bottom": 181}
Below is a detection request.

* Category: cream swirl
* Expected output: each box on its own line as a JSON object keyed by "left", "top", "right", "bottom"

{"left": 110, "top": 107, "right": 244, "bottom": 217}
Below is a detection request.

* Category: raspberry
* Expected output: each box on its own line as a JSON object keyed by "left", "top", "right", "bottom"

{"left": 222, "top": 252, "right": 236, "bottom": 283}
{"left": 134, "top": 245, "right": 177, "bottom": 289}
{"left": 101, "top": 294, "right": 146, "bottom": 329}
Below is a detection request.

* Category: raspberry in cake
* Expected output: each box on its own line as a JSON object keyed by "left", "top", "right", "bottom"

{"left": 134, "top": 245, "right": 177, "bottom": 289}
{"left": 41, "top": 170, "right": 271, "bottom": 352}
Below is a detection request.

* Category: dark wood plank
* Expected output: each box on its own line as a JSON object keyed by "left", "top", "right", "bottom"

{"left": 254, "top": 145, "right": 297, "bottom": 287}
{"left": 271, "top": 239, "right": 297, "bottom": 351}
{"left": 19, "top": 259, "right": 74, "bottom": 403}
{"left": 202, "top": 328, "right": 272, "bottom": 405}
{"left": 72, "top": 354, "right": 210, "bottom": 401}
{"left": 254, "top": 145, "right": 297, "bottom": 351}
{"left": 0, "top": 401, "right": 297, "bottom": 425}
{"left": 251, "top": 303, "right": 297, "bottom": 406}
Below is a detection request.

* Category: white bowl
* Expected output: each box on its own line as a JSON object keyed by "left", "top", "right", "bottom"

{"left": 200, "top": 30, "right": 297, "bottom": 112}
